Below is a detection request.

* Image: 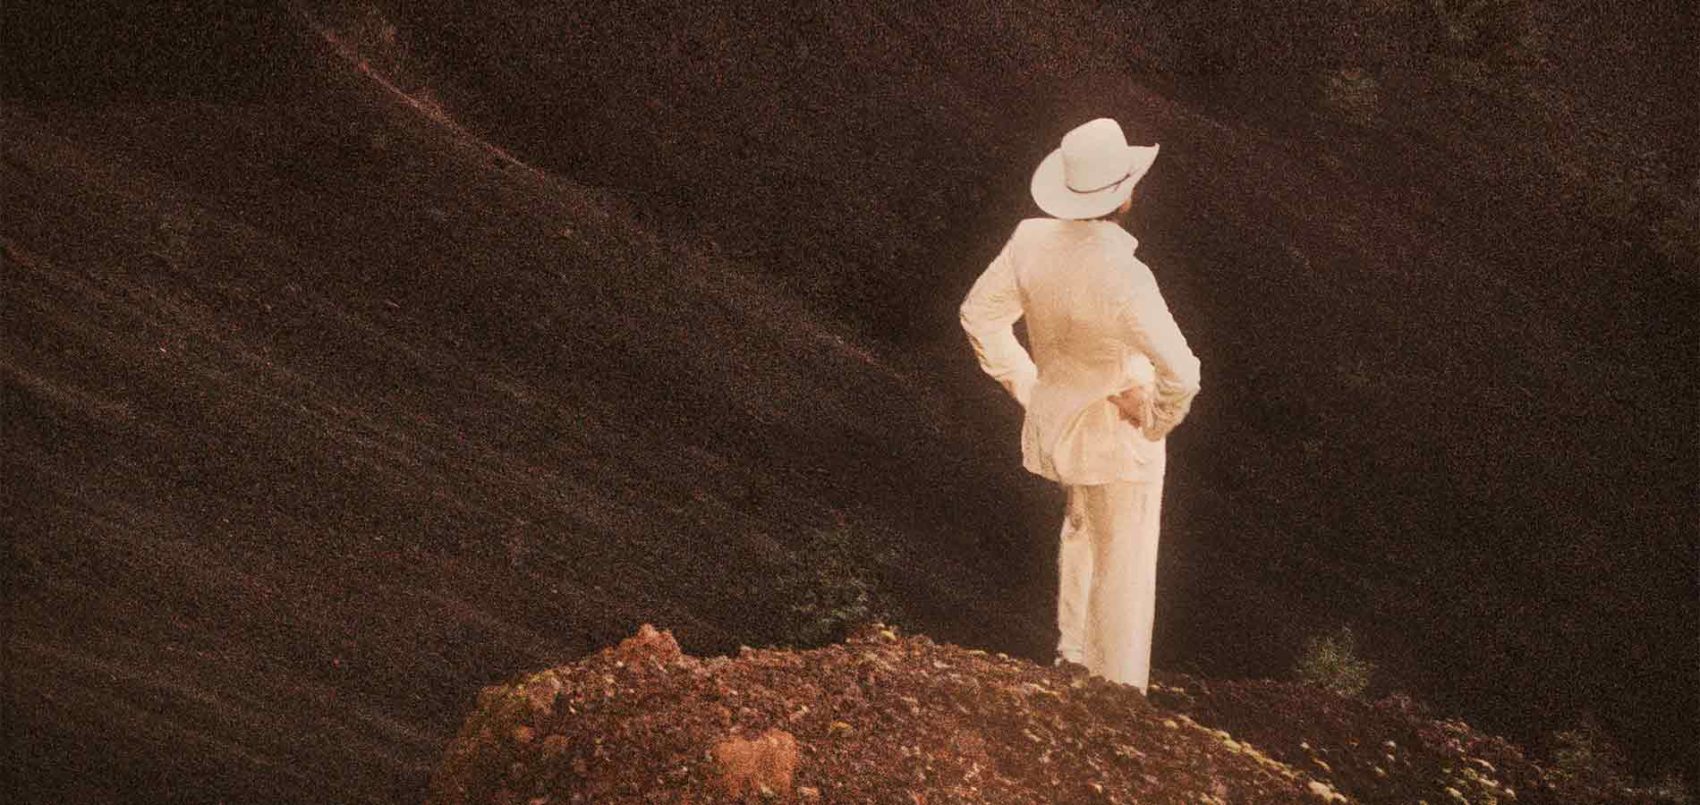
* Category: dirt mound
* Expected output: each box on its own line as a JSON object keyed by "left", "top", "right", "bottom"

{"left": 429, "top": 625, "right": 1331, "bottom": 803}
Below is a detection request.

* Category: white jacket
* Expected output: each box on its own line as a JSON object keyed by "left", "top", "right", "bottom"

{"left": 961, "top": 218, "right": 1201, "bottom": 485}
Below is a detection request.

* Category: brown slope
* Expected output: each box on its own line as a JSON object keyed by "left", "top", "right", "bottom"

{"left": 2, "top": 12, "right": 1049, "bottom": 803}
{"left": 369, "top": 0, "right": 1697, "bottom": 784}
{"left": 3, "top": 1, "right": 1694, "bottom": 800}
{"left": 1149, "top": 671, "right": 1684, "bottom": 804}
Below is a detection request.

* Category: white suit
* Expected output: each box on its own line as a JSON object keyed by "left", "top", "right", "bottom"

{"left": 961, "top": 217, "right": 1200, "bottom": 692}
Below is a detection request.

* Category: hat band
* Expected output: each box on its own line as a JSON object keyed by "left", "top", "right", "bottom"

{"left": 1065, "top": 170, "right": 1129, "bottom": 195}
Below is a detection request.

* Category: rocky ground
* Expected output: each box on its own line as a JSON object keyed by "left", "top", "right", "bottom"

{"left": 429, "top": 624, "right": 1330, "bottom": 804}
{"left": 1149, "top": 674, "right": 1654, "bottom": 804}
{"left": 430, "top": 625, "right": 1671, "bottom": 804}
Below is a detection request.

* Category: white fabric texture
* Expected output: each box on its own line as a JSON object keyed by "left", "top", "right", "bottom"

{"left": 959, "top": 218, "right": 1200, "bottom": 486}
{"left": 1055, "top": 480, "right": 1163, "bottom": 690}
{"left": 960, "top": 216, "right": 1200, "bottom": 692}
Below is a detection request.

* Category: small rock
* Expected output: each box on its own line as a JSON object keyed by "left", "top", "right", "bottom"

{"left": 520, "top": 673, "right": 563, "bottom": 714}
{"left": 712, "top": 729, "right": 799, "bottom": 799}
{"left": 611, "top": 624, "right": 683, "bottom": 667}
{"left": 1307, "top": 780, "right": 1346, "bottom": 802}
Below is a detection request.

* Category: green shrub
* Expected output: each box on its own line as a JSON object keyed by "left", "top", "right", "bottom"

{"left": 774, "top": 517, "right": 898, "bottom": 647}
{"left": 1322, "top": 67, "right": 1382, "bottom": 126}
{"left": 1546, "top": 716, "right": 1694, "bottom": 802}
{"left": 1547, "top": 713, "right": 1631, "bottom": 791}
{"left": 1295, "top": 625, "right": 1374, "bottom": 697}
{"left": 1639, "top": 774, "right": 1695, "bottom": 805}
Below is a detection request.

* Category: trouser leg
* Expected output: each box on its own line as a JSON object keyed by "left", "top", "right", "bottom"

{"left": 1080, "top": 476, "right": 1164, "bottom": 692}
{"left": 1055, "top": 486, "right": 1092, "bottom": 664}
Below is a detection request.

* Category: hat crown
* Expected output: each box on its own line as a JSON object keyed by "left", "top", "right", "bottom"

{"left": 1060, "top": 118, "right": 1131, "bottom": 192}
{"left": 1030, "top": 116, "right": 1159, "bottom": 219}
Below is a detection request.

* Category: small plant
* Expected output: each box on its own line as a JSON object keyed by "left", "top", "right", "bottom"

{"left": 1323, "top": 67, "right": 1381, "bottom": 126}
{"left": 775, "top": 515, "right": 898, "bottom": 647}
{"left": 1547, "top": 713, "right": 1631, "bottom": 791}
{"left": 1638, "top": 774, "right": 1694, "bottom": 805}
{"left": 1294, "top": 625, "right": 1374, "bottom": 698}
{"left": 1547, "top": 717, "right": 1694, "bottom": 803}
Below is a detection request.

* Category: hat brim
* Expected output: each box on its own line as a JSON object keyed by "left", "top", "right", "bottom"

{"left": 1030, "top": 143, "right": 1160, "bottom": 220}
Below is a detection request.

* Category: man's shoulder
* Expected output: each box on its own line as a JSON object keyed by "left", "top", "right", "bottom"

{"left": 999, "top": 218, "right": 1056, "bottom": 255}
{"left": 1012, "top": 217, "right": 1055, "bottom": 236}
{"left": 1108, "top": 240, "right": 1158, "bottom": 296}
{"left": 1120, "top": 254, "right": 1158, "bottom": 291}
{"left": 1090, "top": 226, "right": 1148, "bottom": 272}
{"left": 1095, "top": 221, "right": 1140, "bottom": 251}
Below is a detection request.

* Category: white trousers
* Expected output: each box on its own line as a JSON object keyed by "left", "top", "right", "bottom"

{"left": 1055, "top": 476, "right": 1164, "bottom": 693}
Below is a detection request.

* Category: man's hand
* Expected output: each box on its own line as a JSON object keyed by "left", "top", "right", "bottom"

{"left": 1109, "top": 384, "right": 1154, "bottom": 430}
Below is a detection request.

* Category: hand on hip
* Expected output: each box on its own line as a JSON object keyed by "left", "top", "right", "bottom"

{"left": 1109, "top": 385, "right": 1154, "bottom": 430}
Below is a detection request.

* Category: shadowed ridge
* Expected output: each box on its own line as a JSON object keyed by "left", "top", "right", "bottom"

{"left": 368, "top": 2, "right": 1696, "bottom": 786}
{"left": 0, "top": 4, "right": 309, "bottom": 103}
{"left": 3, "top": 2, "right": 1693, "bottom": 800}
{"left": 3, "top": 10, "right": 1047, "bottom": 803}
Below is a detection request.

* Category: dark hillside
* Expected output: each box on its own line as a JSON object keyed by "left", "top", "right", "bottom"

{"left": 3, "top": 2, "right": 1694, "bottom": 802}
{"left": 5, "top": 9, "right": 1053, "bottom": 802}
{"left": 372, "top": 0, "right": 1697, "bottom": 784}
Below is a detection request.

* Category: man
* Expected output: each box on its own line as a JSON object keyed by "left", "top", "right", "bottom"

{"left": 960, "top": 117, "right": 1201, "bottom": 693}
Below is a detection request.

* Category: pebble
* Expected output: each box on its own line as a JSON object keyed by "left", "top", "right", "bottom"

{"left": 1306, "top": 780, "right": 1346, "bottom": 803}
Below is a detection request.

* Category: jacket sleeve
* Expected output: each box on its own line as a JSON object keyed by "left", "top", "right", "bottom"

{"left": 1116, "top": 263, "right": 1201, "bottom": 440}
{"left": 960, "top": 237, "right": 1038, "bottom": 408}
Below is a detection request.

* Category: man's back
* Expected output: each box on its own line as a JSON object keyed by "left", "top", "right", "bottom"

{"left": 1008, "top": 218, "right": 1150, "bottom": 398}
{"left": 961, "top": 217, "right": 1199, "bottom": 485}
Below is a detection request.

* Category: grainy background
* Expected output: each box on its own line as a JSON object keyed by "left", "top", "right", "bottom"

{"left": 3, "top": 2, "right": 1693, "bottom": 801}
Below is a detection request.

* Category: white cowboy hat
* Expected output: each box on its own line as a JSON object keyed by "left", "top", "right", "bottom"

{"left": 1030, "top": 118, "right": 1161, "bottom": 220}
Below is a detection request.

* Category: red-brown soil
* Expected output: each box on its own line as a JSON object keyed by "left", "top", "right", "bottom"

{"left": 431, "top": 625, "right": 1675, "bottom": 804}
{"left": 429, "top": 625, "right": 1332, "bottom": 804}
